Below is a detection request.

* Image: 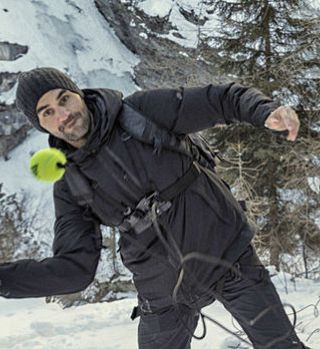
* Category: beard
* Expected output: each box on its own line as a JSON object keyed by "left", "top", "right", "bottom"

{"left": 58, "top": 109, "right": 91, "bottom": 143}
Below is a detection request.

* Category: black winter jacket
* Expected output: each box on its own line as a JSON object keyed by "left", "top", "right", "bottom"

{"left": 0, "top": 83, "right": 278, "bottom": 309}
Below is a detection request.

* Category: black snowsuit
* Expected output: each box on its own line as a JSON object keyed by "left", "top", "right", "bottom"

{"left": 0, "top": 83, "right": 304, "bottom": 348}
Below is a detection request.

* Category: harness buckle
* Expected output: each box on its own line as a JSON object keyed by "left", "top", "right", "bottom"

{"left": 120, "top": 192, "right": 172, "bottom": 234}
{"left": 119, "top": 162, "right": 201, "bottom": 234}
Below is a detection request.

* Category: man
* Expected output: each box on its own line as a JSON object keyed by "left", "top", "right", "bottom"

{"left": 1, "top": 67, "right": 304, "bottom": 348}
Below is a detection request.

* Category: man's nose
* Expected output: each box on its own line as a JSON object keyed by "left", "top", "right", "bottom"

{"left": 56, "top": 106, "right": 70, "bottom": 122}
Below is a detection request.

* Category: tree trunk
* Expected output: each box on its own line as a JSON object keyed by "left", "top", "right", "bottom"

{"left": 111, "top": 227, "right": 118, "bottom": 274}
{"left": 270, "top": 238, "right": 281, "bottom": 271}
{"left": 268, "top": 161, "right": 281, "bottom": 271}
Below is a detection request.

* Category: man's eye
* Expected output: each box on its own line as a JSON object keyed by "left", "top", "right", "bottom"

{"left": 43, "top": 109, "right": 53, "bottom": 117}
{"left": 60, "top": 95, "right": 69, "bottom": 104}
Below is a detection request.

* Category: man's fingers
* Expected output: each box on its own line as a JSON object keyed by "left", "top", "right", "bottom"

{"left": 284, "top": 107, "right": 300, "bottom": 141}
{"left": 287, "top": 123, "right": 299, "bottom": 141}
{"left": 287, "top": 128, "right": 298, "bottom": 141}
{"left": 265, "top": 106, "right": 300, "bottom": 141}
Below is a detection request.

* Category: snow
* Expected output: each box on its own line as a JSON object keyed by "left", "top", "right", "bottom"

{"left": 308, "top": 177, "right": 320, "bottom": 194}
{"left": 138, "top": 0, "right": 174, "bottom": 18}
{"left": 0, "top": 0, "right": 139, "bottom": 104}
{"left": 139, "top": 32, "right": 148, "bottom": 39}
{"left": 0, "top": 0, "right": 140, "bottom": 253}
{"left": 0, "top": 1, "right": 320, "bottom": 348}
{"left": 0, "top": 297, "right": 138, "bottom": 349}
{"left": 137, "top": 0, "right": 219, "bottom": 48}
{"left": 0, "top": 272, "right": 319, "bottom": 348}
{"left": 137, "top": 0, "right": 320, "bottom": 50}
{"left": 311, "top": 0, "right": 320, "bottom": 9}
{"left": 0, "top": 130, "right": 49, "bottom": 194}
{"left": 277, "top": 188, "right": 307, "bottom": 205}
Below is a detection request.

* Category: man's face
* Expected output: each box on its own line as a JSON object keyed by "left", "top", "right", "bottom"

{"left": 36, "top": 89, "right": 91, "bottom": 148}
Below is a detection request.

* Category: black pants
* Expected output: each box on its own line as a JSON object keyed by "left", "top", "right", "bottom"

{"left": 137, "top": 246, "right": 305, "bottom": 349}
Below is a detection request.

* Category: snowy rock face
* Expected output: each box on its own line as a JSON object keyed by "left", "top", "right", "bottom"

{"left": 0, "top": 41, "right": 28, "bottom": 61}
{"left": 96, "top": 0, "right": 225, "bottom": 89}
{"left": 0, "top": 0, "right": 225, "bottom": 156}
{"left": 0, "top": 0, "right": 138, "bottom": 154}
{"left": 0, "top": 72, "right": 19, "bottom": 94}
{"left": 0, "top": 41, "right": 29, "bottom": 156}
{"left": 0, "top": 107, "right": 29, "bottom": 159}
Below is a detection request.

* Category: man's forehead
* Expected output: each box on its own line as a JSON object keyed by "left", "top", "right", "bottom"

{"left": 38, "top": 88, "right": 67, "bottom": 102}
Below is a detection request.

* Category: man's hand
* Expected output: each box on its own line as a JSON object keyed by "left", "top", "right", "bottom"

{"left": 264, "top": 106, "right": 300, "bottom": 141}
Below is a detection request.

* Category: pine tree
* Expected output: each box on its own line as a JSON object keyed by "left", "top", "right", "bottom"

{"left": 203, "top": 0, "right": 320, "bottom": 271}
{"left": 205, "top": 0, "right": 320, "bottom": 96}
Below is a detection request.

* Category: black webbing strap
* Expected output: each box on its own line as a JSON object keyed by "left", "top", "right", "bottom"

{"left": 64, "top": 163, "right": 94, "bottom": 206}
{"left": 119, "top": 161, "right": 201, "bottom": 234}
{"left": 158, "top": 161, "right": 201, "bottom": 201}
{"left": 130, "top": 306, "right": 141, "bottom": 320}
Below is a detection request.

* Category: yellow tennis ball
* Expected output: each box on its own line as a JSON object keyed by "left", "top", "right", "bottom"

{"left": 29, "top": 148, "right": 67, "bottom": 182}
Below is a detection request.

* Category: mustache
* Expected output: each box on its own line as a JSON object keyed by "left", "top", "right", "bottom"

{"left": 58, "top": 113, "right": 81, "bottom": 133}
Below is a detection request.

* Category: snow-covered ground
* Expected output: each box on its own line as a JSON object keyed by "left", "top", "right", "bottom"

{"left": 0, "top": 270, "right": 319, "bottom": 349}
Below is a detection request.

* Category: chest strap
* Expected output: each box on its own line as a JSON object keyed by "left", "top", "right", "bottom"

{"left": 119, "top": 161, "right": 201, "bottom": 234}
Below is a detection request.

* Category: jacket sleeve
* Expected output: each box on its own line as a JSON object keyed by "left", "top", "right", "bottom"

{"left": 0, "top": 178, "right": 102, "bottom": 298}
{"left": 125, "top": 82, "right": 280, "bottom": 135}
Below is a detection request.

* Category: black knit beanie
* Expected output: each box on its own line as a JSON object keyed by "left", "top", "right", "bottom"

{"left": 16, "top": 67, "right": 84, "bottom": 132}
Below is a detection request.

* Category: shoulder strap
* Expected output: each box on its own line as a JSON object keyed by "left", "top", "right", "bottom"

{"left": 119, "top": 103, "right": 191, "bottom": 156}
{"left": 64, "top": 162, "right": 94, "bottom": 206}
{"left": 119, "top": 102, "right": 217, "bottom": 169}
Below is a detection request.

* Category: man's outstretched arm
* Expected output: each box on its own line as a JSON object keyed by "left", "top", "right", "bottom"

{"left": 125, "top": 83, "right": 299, "bottom": 140}
{"left": 0, "top": 179, "right": 101, "bottom": 298}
